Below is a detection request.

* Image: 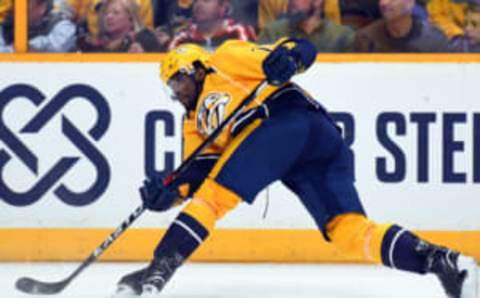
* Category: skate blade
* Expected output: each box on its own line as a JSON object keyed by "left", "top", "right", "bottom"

{"left": 111, "top": 284, "right": 140, "bottom": 298}
{"left": 458, "top": 256, "right": 479, "bottom": 298}
{"left": 140, "top": 284, "right": 161, "bottom": 298}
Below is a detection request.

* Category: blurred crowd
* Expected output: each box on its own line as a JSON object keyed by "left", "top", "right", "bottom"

{"left": 1, "top": 0, "right": 480, "bottom": 53}
{"left": 0, "top": 0, "right": 13, "bottom": 51}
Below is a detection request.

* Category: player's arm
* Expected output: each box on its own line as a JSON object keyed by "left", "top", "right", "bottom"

{"left": 211, "top": 38, "right": 316, "bottom": 84}
{"left": 139, "top": 154, "right": 219, "bottom": 212}
{"left": 262, "top": 37, "right": 317, "bottom": 86}
{"left": 139, "top": 115, "right": 220, "bottom": 212}
{"left": 228, "top": 38, "right": 317, "bottom": 137}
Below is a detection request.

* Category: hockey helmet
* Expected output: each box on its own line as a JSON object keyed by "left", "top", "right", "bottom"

{"left": 161, "top": 44, "right": 210, "bottom": 83}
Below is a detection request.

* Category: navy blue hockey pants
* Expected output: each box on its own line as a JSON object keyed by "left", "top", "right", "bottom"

{"left": 212, "top": 90, "right": 366, "bottom": 238}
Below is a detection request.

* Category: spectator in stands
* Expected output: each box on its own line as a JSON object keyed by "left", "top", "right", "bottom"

{"left": 155, "top": 0, "right": 260, "bottom": 50}
{"left": 154, "top": 0, "right": 193, "bottom": 28}
{"left": 168, "top": 0, "right": 256, "bottom": 51}
{"left": 154, "top": 26, "right": 172, "bottom": 50}
{"left": 463, "top": 2, "right": 480, "bottom": 50}
{"left": 451, "top": 1, "right": 480, "bottom": 51}
{"left": 0, "top": 0, "right": 12, "bottom": 23}
{"left": 0, "top": 30, "right": 11, "bottom": 52}
{"left": 230, "top": 0, "right": 260, "bottom": 29}
{"left": 354, "top": 0, "right": 452, "bottom": 52}
{"left": 258, "top": 0, "right": 424, "bottom": 31}
{"left": 340, "top": 0, "right": 381, "bottom": 30}
{"left": 28, "top": 0, "right": 77, "bottom": 52}
{"left": 427, "top": 0, "right": 469, "bottom": 40}
{"left": 151, "top": 0, "right": 195, "bottom": 51}
{"left": 258, "top": 0, "right": 341, "bottom": 30}
{"left": 0, "top": 26, "right": 12, "bottom": 52}
{"left": 53, "top": 0, "right": 73, "bottom": 17}
{"left": 156, "top": 0, "right": 259, "bottom": 35}
{"left": 258, "top": 0, "right": 355, "bottom": 52}
{"left": 0, "top": 0, "right": 13, "bottom": 52}
{"left": 78, "top": 0, "right": 161, "bottom": 52}
{"left": 64, "top": 0, "right": 96, "bottom": 36}
{"left": 258, "top": 0, "right": 287, "bottom": 30}
{"left": 68, "top": 0, "right": 153, "bottom": 40}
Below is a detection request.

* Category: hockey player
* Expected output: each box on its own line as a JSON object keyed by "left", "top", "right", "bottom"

{"left": 112, "top": 38, "right": 478, "bottom": 298}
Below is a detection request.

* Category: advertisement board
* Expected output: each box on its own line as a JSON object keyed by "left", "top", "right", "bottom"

{"left": 1, "top": 59, "right": 479, "bottom": 261}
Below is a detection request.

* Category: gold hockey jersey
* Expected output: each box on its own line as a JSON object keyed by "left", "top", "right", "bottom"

{"left": 182, "top": 40, "right": 288, "bottom": 159}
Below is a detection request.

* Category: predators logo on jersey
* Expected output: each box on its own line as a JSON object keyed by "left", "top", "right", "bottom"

{"left": 196, "top": 92, "right": 232, "bottom": 136}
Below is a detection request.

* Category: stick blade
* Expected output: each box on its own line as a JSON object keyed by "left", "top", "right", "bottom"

{"left": 15, "top": 277, "right": 66, "bottom": 295}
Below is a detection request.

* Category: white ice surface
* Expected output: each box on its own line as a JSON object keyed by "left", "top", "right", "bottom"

{"left": 0, "top": 262, "right": 472, "bottom": 298}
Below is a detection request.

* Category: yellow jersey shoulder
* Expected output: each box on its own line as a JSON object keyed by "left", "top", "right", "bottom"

{"left": 185, "top": 39, "right": 285, "bottom": 152}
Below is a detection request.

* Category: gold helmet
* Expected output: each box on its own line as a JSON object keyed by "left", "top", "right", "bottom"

{"left": 160, "top": 44, "right": 210, "bottom": 83}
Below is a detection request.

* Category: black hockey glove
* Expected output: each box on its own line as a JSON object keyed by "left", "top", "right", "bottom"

{"left": 139, "top": 175, "right": 179, "bottom": 212}
{"left": 262, "top": 45, "right": 300, "bottom": 86}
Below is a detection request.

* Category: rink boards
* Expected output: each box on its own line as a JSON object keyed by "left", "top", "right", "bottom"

{"left": 0, "top": 54, "right": 479, "bottom": 262}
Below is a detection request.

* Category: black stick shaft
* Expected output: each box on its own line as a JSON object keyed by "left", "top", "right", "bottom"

{"left": 167, "top": 80, "right": 268, "bottom": 182}
{"left": 16, "top": 80, "right": 267, "bottom": 295}
{"left": 68, "top": 81, "right": 267, "bottom": 280}
{"left": 74, "top": 80, "right": 267, "bottom": 275}
{"left": 67, "top": 205, "right": 146, "bottom": 284}
{"left": 70, "top": 80, "right": 266, "bottom": 279}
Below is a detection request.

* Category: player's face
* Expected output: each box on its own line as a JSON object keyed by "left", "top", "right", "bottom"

{"left": 103, "top": 0, "right": 133, "bottom": 35}
{"left": 379, "top": 0, "right": 414, "bottom": 21}
{"left": 465, "top": 11, "right": 480, "bottom": 44}
{"left": 193, "top": 0, "right": 226, "bottom": 23}
{"left": 167, "top": 72, "right": 198, "bottom": 111}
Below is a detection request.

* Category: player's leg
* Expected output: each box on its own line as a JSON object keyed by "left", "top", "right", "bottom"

{"left": 286, "top": 138, "right": 478, "bottom": 298}
{"left": 137, "top": 110, "right": 312, "bottom": 297}
{"left": 321, "top": 145, "right": 478, "bottom": 298}
{"left": 326, "top": 213, "right": 478, "bottom": 298}
{"left": 111, "top": 204, "right": 215, "bottom": 298}
{"left": 138, "top": 181, "right": 238, "bottom": 298}
{"left": 111, "top": 177, "right": 239, "bottom": 298}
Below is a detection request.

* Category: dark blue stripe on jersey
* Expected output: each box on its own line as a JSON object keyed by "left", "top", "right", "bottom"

{"left": 381, "top": 225, "right": 402, "bottom": 267}
{"left": 177, "top": 212, "right": 209, "bottom": 240}
{"left": 381, "top": 225, "right": 427, "bottom": 274}
{"left": 154, "top": 212, "right": 209, "bottom": 259}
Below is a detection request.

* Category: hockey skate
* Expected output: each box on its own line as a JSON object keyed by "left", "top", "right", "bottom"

{"left": 111, "top": 268, "right": 146, "bottom": 298}
{"left": 140, "top": 254, "right": 184, "bottom": 298}
{"left": 420, "top": 242, "right": 478, "bottom": 298}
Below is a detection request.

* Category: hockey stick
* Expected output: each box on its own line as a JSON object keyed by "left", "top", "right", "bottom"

{"left": 15, "top": 80, "right": 268, "bottom": 295}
